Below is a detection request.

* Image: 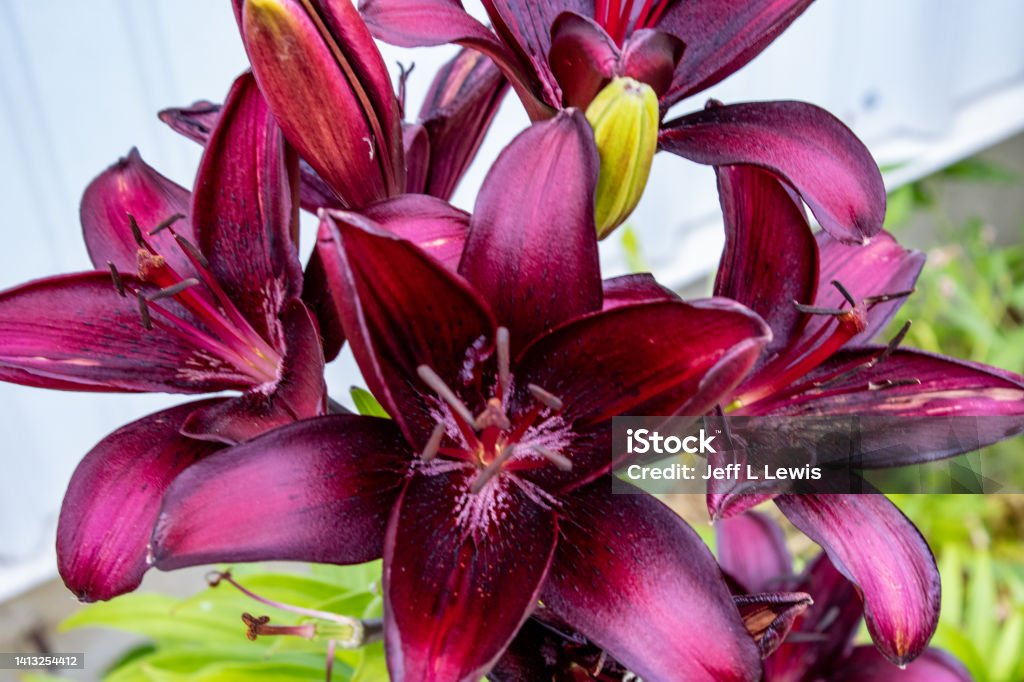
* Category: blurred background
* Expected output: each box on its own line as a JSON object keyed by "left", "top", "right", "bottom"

{"left": 0, "top": 1, "right": 1023, "bottom": 680}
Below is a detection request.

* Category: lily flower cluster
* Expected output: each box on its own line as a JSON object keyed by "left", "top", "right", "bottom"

{"left": 0, "top": 1, "right": 1021, "bottom": 681}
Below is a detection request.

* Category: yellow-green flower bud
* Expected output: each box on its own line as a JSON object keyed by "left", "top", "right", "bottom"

{"left": 585, "top": 77, "right": 659, "bottom": 239}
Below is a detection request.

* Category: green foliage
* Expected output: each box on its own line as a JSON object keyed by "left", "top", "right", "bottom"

{"left": 350, "top": 387, "right": 390, "bottom": 419}
{"left": 883, "top": 154, "right": 1024, "bottom": 679}
{"left": 54, "top": 562, "right": 386, "bottom": 682}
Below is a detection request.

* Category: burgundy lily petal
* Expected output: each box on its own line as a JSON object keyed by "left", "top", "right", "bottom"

{"left": 159, "top": 100, "right": 345, "bottom": 213}
{"left": 600, "top": 272, "right": 678, "bottom": 310}
{"left": 57, "top": 400, "right": 222, "bottom": 602}
{"left": 814, "top": 230, "right": 925, "bottom": 344}
{"left": 487, "top": 618, "right": 575, "bottom": 681}
{"left": 548, "top": 12, "right": 619, "bottom": 109}
{"left": 80, "top": 148, "right": 195, "bottom": 274}
{"left": 242, "top": 0, "right": 403, "bottom": 206}
{"left": 716, "top": 510, "right": 792, "bottom": 592}
{"left": 158, "top": 101, "right": 222, "bottom": 145}
{"left": 765, "top": 553, "right": 864, "bottom": 682}
{"left": 660, "top": 100, "right": 886, "bottom": 244}
{"left": 514, "top": 298, "right": 769, "bottom": 487}
{"left": 358, "top": 0, "right": 554, "bottom": 120}
{"left": 775, "top": 494, "right": 940, "bottom": 665}
{"left": 418, "top": 48, "right": 509, "bottom": 200}
{"left": 746, "top": 349, "right": 1024, "bottom": 467}
{"left": 403, "top": 123, "right": 431, "bottom": 195}
{"left": 0, "top": 272, "right": 253, "bottom": 393}
{"left": 152, "top": 414, "right": 410, "bottom": 569}
{"left": 733, "top": 592, "right": 813, "bottom": 658}
{"left": 384, "top": 467, "right": 557, "bottom": 682}
{"left": 460, "top": 111, "right": 600, "bottom": 352}
{"left": 305, "top": 196, "right": 469, "bottom": 362}
{"left": 192, "top": 72, "right": 302, "bottom": 345}
{"left": 541, "top": 479, "right": 762, "bottom": 681}
{"left": 480, "top": 0, "right": 589, "bottom": 100}
{"left": 708, "top": 491, "right": 776, "bottom": 523}
{"left": 621, "top": 29, "right": 685, "bottom": 100}
{"left": 182, "top": 300, "right": 326, "bottom": 445}
{"left": 659, "top": 0, "right": 813, "bottom": 102}
{"left": 832, "top": 646, "right": 973, "bottom": 682}
{"left": 363, "top": 196, "right": 470, "bottom": 271}
{"left": 327, "top": 211, "right": 495, "bottom": 444}
{"left": 713, "top": 164, "right": 818, "bottom": 362}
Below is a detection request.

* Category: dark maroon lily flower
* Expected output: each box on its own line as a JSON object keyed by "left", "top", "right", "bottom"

{"left": 149, "top": 111, "right": 772, "bottom": 682}
{"left": 0, "top": 72, "right": 328, "bottom": 600}
{"left": 717, "top": 510, "right": 974, "bottom": 681}
{"left": 360, "top": 0, "right": 886, "bottom": 243}
{"left": 160, "top": 46, "right": 507, "bottom": 212}
{"left": 704, "top": 165, "right": 1024, "bottom": 665}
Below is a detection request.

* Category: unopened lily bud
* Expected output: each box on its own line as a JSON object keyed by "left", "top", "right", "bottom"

{"left": 585, "top": 77, "right": 659, "bottom": 239}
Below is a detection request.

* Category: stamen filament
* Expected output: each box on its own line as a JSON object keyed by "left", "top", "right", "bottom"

{"left": 831, "top": 280, "right": 857, "bottom": 307}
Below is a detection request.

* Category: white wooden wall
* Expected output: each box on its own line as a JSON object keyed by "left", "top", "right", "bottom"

{"left": 1, "top": 0, "right": 1022, "bottom": 598}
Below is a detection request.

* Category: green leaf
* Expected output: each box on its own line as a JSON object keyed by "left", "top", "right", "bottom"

{"left": 940, "top": 158, "right": 1017, "bottom": 183}
{"left": 967, "top": 550, "right": 998, "bottom": 656}
{"left": 352, "top": 643, "right": 388, "bottom": 682}
{"left": 350, "top": 387, "right": 390, "bottom": 418}
{"left": 991, "top": 611, "right": 1024, "bottom": 682}
{"left": 309, "top": 560, "right": 382, "bottom": 595}
{"left": 938, "top": 545, "right": 964, "bottom": 626}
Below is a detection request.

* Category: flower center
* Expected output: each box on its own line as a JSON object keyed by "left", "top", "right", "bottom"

{"left": 108, "top": 214, "right": 282, "bottom": 385}
{"left": 595, "top": 0, "right": 671, "bottom": 45}
{"left": 416, "top": 326, "right": 572, "bottom": 493}
{"left": 732, "top": 280, "right": 915, "bottom": 409}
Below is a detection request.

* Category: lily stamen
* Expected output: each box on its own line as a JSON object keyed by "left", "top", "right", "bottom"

{"left": 496, "top": 326, "right": 511, "bottom": 400}
{"left": 241, "top": 612, "right": 316, "bottom": 641}
{"left": 108, "top": 262, "right": 126, "bottom": 297}
{"left": 147, "top": 278, "right": 201, "bottom": 302}
{"left": 416, "top": 364, "right": 478, "bottom": 431}
{"left": 173, "top": 233, "right": 210, "bottom": 268}
{"left": 470, "top": 444, "right": 516, "bottom": 494}
{"left": 420, "top": 423, "right": 445, "bottom": 462}
{"left": 135, "top": 291, "right": 152, "bottom": 330}
{"left": 533, "top": 444, "right": 573, "bottom": 471}
{"left": 527, "top": 383, "right": 564, "bottom": 412}
{"left": 148, "top": 212, "right": 186, "bottom": 235}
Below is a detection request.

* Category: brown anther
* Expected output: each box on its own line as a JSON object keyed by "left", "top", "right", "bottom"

{"left": 136, "top": 291, "right": 152, "bottom": 330}
{"left": 128, "top": 213, "right": 147, "bottom": 248}
{"left": 793, "top": 302, "right": 849, "bottom": 316}
{"left": 417, "top": 365, "right": 477, "bottom": 429}
{"left": 533, "top": 444, "right": 572, "bottom": 471}
{"left": 420, "top": 423, "right": 445, "bottom": 462}
{"left": 527, "top": 383, "right": 564, "bottom": 412}
{"left": 830, "top": 280, "right": 857, "bottom": 307}
{"left": 475, "top": 397, "right": 511, "bottom": 431}
{"left": 108, "top": 262, "right": 125, "bottom": 297}
{"left": 865, "top": 289, "right": 915, "bottom": 306}
{"left": 174, "top": 233, "right": 211, "bottom": 269}
{"left": 205, "top": 570, "right": 229, "bottom": 587}
{"left": 470, "top": 445, "right": 516, "bottom": 494}
{"left": 149, "top": 213, "right": 186, "bottom": 235}
{"left": 241, "top": 612, "right": 270, "bottom": 641}
{"left": 148, "top": 278, "right": 201, "bottom": 301}
{"left": 868, "top": 378, "right": 921, "bottom": 391}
